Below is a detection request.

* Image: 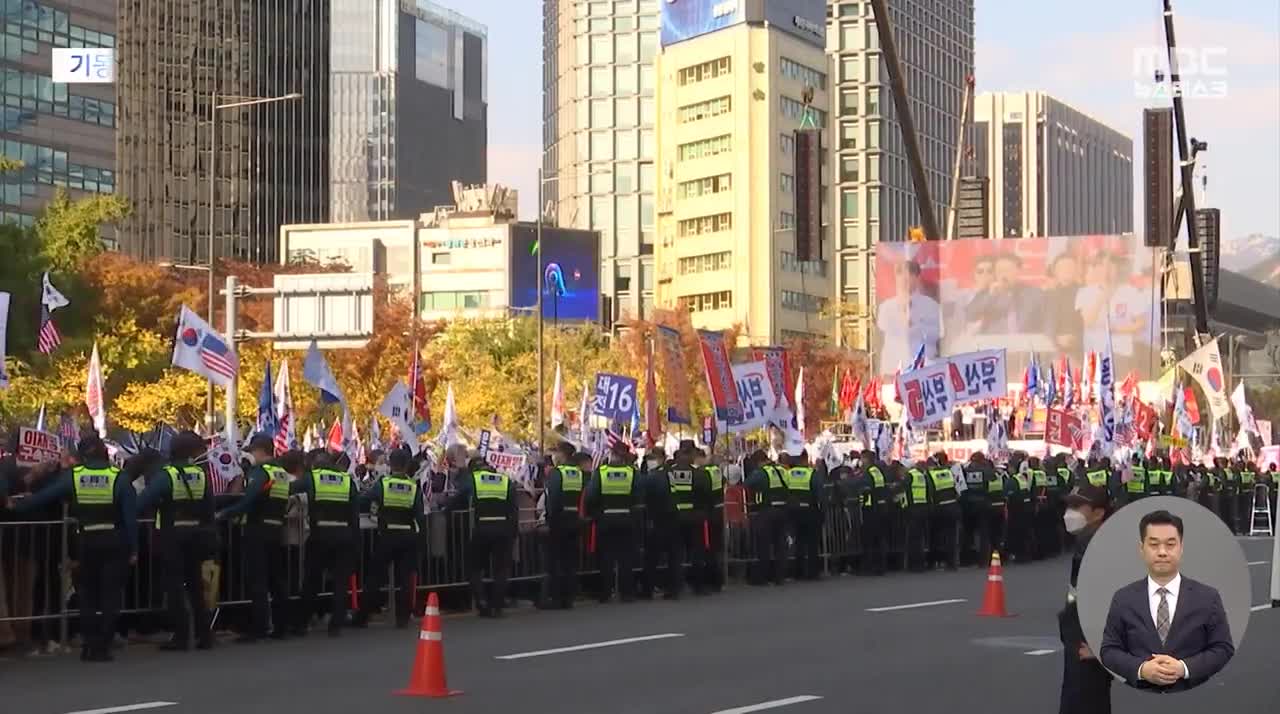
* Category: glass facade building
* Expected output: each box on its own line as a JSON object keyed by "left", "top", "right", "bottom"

{"left": 330, "top": 0, "right": 486, "bottom": 223}
{"left": 0, "top": 0, "right": 115, "bottom": 228}
{"left": 543, "top": 0, "right": 660, "bottom": 322}
{"left": 116, "top": 0, "right": 330, "bottom": 264}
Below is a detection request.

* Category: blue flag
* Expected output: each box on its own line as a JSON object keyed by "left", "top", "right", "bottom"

{"left": 910, "top": 342, "right": 927, "bottom": 370}
{"left": 1045, "top": 364, "right": 1057, "bottom": 406}
{"left": 257, "top": 360, "right": 279, "bottom": 437}
{"left": 303, "top": 340, "right": 347, "bottom": 405}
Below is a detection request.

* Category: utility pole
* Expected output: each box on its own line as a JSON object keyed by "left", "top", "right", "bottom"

{"left": 946, "top": 76, "right": 975, "bottom": 241}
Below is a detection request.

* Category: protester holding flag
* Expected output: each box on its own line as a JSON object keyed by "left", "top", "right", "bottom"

{"left": 132, "top": 430, "right": 215, "bottom": 651}
{"left": 351, "top": 448, "right": 426, "bottom": 629}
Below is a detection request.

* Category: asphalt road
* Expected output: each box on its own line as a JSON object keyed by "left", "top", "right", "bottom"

{"left": 10, "top": 537, "right": 1278, "bottom": 714}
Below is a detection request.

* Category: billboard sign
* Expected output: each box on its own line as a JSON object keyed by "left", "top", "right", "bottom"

{"left": 873, "top": 235, "right": 1160, "bottom": 379}
{"left": 760, "top": 0, "right": 826, "bottom": 47}
{"left": 271, "top": 273, "right": 375, "bottom": 350}
{"left": 509, "top": 224, "right": 600, "bottom": 322}
{"left": 660, "top": 0, "right": 746, "bottom": 47}
{"left": 52, "top": 48, "right": 114, "bottom": 84}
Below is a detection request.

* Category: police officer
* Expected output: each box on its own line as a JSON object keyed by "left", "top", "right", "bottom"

{"left": 539, "top": 441, "right": 585, "bottom": 609}
{"left": 1028, "top": 456, "right": 1055, "bottom": 559}
{"left": 744, "top": 449, "right": 789, "bottom": 585}
{"left": 135, "top": 431, "right": 216, "bottom": 650}
{"left": 7, "top": 435, "right": 137, "bottom": 661}
{"left": 297, "top": 450, "right": 359, "bottom": 634}
{"left": 901, "top": 459, "right": 931, "bottom": 572}
{"left": 926, "top": 454, "right": 960, "bottom": 570}
{"left": 654, "top": 442, "right": 711, "bottom": 597}
{"left": 782, "top": 445, "right": 822, "bottom": 580}
{"left": 854, "top": 450, "right": 891, "bottom": 576}
{"left": 1220, "top": 457, "right": 1239, "bottom": 532}
{"left": 1125, "top": 454, "right": 1149, "bottom": 504}
{"left": 1238, "top": 457, "right": 1258, "bottom": 533}
{"left": 352, "top": 448, "right": 425, "bottom": 628}
{"left": 696, "top": 448, "right": 725, "bottom": 593}
{"left": 585, "top": 441, "right": 640, "bottom": 602}
{"left": 1058, "top": 485, "right": 1113, "bottom": 714}
{"left": 216, "top": 438, "right": 298, "bottom": 641}
{"left": 449, "top": 455, "right": 517, "bottom": 617}
{"left": 1201, "top": 458, "right": 1224, "bottom": 513}
{"left": 1151, "top": 455, "right": 1175, "bottom": 498}
{"left": 964, "top": 452, "right": 1004, "bottom": 566}
{"left": 1004, "top": 456, "right": 1033, "bottom": 563}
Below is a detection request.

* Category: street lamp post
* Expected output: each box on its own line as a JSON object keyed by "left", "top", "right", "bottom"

{"left": 206, "top": 91, "right": 303, "bottom": 433}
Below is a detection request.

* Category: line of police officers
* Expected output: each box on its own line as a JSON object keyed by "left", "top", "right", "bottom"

{"left": 7, "top": 426, "right": 1273, "bottom": 664}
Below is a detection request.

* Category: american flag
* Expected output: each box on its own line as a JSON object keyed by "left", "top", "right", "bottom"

{"left": 37, "top": 305, "right": 60, "bottom": 354}
{"left": 58, "top": 413, "right": 78, "bottom": 450}
{"left": 274, "top": 410, "right": 292, "bottom": 455}
{"left": 199, "top": 332, "right": 237, "bottom": 381}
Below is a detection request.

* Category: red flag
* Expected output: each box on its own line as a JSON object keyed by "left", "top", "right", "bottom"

{"left": 407, "top": 348, "right": 430, "bottom": 430}
{"left": 1183, "top": 387, "right": 1201, "bottom": 425}
{"left": 838, "top": 371, "right": 859, "bottom": 414}
{"left": 863, "top": 376, "right": 882, "bottom": 412}
{"left": 644, "top": 342, "right": 661, "bottom": 447}
{"left": 326, "top": 418, "right": 343, "bottom": 452}
{"left": 892, "top": 368, "right": 902, "bottom": 404}
{"left": 1119, "top": 371, "right": 1139, "bottom": 399}
{"left": 1135, "top": 401, "right": 1157, "bottom": 440}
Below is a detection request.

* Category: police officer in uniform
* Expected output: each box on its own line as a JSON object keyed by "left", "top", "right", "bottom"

{"left": 1124, "top": 454, "right": 1149, "bottom": 505}
{"left": 8, "top": 435, "right": 137, "bottom": 661}
{"left": 352, "top": 448, "right": 425, "bottom": 628}
{"left": 1220, "top": 458, "right": 1239, "bottom": 532}
{"left": 926, "top": 454, "right": 960, "bottom": 570}
{"left": 902, "top": 460, "right": 932, "bottom": 572}
{"left": 1004, "top": 457, "right": 1033, "bottom": 563}
{"left": 1151, "top": 455, "right": 1175, "bottom": 498}
{"left": 1028, "top": 456, "right": 1056, "bottom": 559}
{"left": 135, "top": 431, "right": 216, "bottom": 650}
{"left": 782, "top": 445, "right": 822, "bottom": 580}
{"left": 585, "top": 442, "right": 640, "bottom": 602}
{"left": 854, "top": 450, "right": 892, "bottom": 576}
{"left": 963, "top": 453, "right": 1004, "bottom": 566}
{"left": 1201, "top": 458, "right": 1223, "bottom": 513}
{"left": 744, "top": 450, "right": 789, "bottom": 585}
{"left": 216, "top": 438, "right": 298, "bottom": 641}
{"left": 539, "top": 441, "right": 585, "bottom": 609}
{"left": 696, "top": 448, "right": 725, "bottom": 592}
{"left": 1238, "top": 457, "right": 1258, "bottom": 533}
{"left": 449, "top": 456, "right": 517, "bottom": 617}
{"left": 1058, "top": 485, "right": 1112, "bottom": 714}
{"left": 295, "top": 451, "right": 359, "bottom": 634}
{"left": 653, "top": 442, "right": 711, "bottom": 597}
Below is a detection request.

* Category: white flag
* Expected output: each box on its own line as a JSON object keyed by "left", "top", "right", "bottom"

{"left": 0, "top": 291, "right": 10, "bottom": 389}
{"left": 35, "top": 402, "right": 46, "bottom": 432}
{"left": 577, "top": 379, "right": 591, "bottom": 443}
{"left": 550, "top": 363, "right": 565, "bottom": 429}
{"left": 41, "top": 272, "right": 70, "bottom": 312}
{"left": 793, "top": 367, "right": 806, "bottom": 434}
{"left": 172, "top": 305, "right": 238, "bottom": 388}
{"left": 437, "top": 382, "right": 460, "bottom": 447}
{"left": 85, "top": 342, "right": 106, "bottom": 438}
{"left": 369, "top": 416, "right": 383, "bottom": 452}
{"left": 1231, "top": 382, "right": 1259, "bottom": 436}
{"left": 379, "top": 381, "right": 418, "bottom": 454}
{"left": 1177, "top": 338, "right": 1231, "bottom": 419}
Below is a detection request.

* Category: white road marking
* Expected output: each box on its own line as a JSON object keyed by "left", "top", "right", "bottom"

{"left": 710, "top": 695, "right": 824, "bottom": 714}
{"left": 65, "top": 703, "right": 177, "bottom": 714}
{"left": 1247, "top": 561, "right": 1269, "bottom": 566}
{"left": 495, "top": 633, "right": 685, "bottom": 660}
{"left": 1024, "top": 649, "right": 1057, "bottom": 656}
{"left": 866, "top": 598, "right": 967, "bottom": 613}
{"left": 1250, "top": 604, "right": 1273, "bottom": 612}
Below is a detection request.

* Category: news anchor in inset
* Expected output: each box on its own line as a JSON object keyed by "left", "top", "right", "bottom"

{"left": 1099, "top": 510, "right": 1235, "bottom": 692}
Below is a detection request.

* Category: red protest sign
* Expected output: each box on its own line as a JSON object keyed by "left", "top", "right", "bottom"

{"left": 16, "top": 427, "right": 62, "bottom": 467}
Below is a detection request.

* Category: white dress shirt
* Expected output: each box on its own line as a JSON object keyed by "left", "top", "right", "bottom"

{"left": 1145, "top": 574, "right": 1190, "bottom": 680}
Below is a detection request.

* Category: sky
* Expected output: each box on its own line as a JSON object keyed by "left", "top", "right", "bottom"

{"left": 460, "top": 0, "right": 1279, "bottom": 241}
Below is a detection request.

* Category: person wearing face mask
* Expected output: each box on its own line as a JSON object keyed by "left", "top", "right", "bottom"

{"left": 1057, "top": 484, "right": 1111, "bottom": 713}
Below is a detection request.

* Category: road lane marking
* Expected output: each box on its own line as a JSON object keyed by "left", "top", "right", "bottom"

{"left": 1250, "top": 604, "right": 1272, "bottom": 612}
{"left": 65, "top": 703, "right": 177, "bottom": 714}
{"left": 866, "top": 598, "right": 967, "bottom": 612}
{"left": 496, "top": 633, "right": 684, "bottom": 660}
{"left": 1247, "top": 561, "right": 1269, "bottom": 566}
{"left": 711, "top": 695, "right": 823, "bottom": 714}
{"left": 1024, "top": 649, "right": 1057, "bottom": 656}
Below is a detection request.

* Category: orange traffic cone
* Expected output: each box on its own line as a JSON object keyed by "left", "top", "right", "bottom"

{"left": 976, "top": 552, "right": 1014, "bottom": 617}
{"left": 396, "top": 592, "right": 463, "bottom": 697}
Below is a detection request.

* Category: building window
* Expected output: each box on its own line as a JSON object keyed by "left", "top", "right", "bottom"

{"left": 840, "top": 157, "right": 859, "bottom": 182}
{"left": 840, "top": 122, "right": 858, "bottom": 149}
{"left": 840, "top": 90, "right": 858, "bottom": 114}
{"left": 781, "top": 290, "right": 828, "bottom": 314}
{"left": 781, "top": 96, "right": 827, "bottom": 126}
{"left": 421, "top": 290, "right": 492, "bottom": 311}
{"left": 677, "top": 134, "right": 732, "bottom": 162}
{"left": 677, "top": 212, "right": 732, "bottom": 237}
{"left": 590, "top": 98, "right": 612, "bottom": 127}
{"left": 780, "top": 133, "right": 795, "bottom": 155}
{"left": 780, "top": 251, "right": 827, "bottom": 276}
{"left": 866, "top": 87, "right": 880, "bottom": 115}
{"left": 677, "top": 251, "right": 732, "bottom": 275}
{"left": 842, "top": 189, "right": 859, "bottom": 219}
{"left": 779, "top": 173, "right": 794, "bottom": 193}
{"left": 779, "top": 211, "right": 795, "bottom": 229}
{"left": 616, "top": 264, "right": 632, "bottom": 292}
{"left": 678, "top": 290, "right": 733, "bottom": 312}
{"left": 779, "top": 57, "right": 827, "bottom": 90}
{"left": 677, "top": 56, "right": 731, "bottom": 86}
{"left": 430, "top": 252, "right": 451, "bottom": 265}
{"left": 841, "top": 56, "right": 860, "bottom": 82}
{"left": 677, "top": 173, "right": 732, "bottom": 199}
{"left": 677, "top": 95, "right": 731, "bottom": 124}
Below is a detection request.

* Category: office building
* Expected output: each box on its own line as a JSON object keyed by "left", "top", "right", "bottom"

{"left": 116, "top": 0, "right": 329, "bottom": 265}
{"left": 542, "top": 0, "right": 660, "bottom": 324}
{"left": 654, "top": 0, "right": 833, "bottom": 345}
{"left": 279, "top": 184, "right": 600, "bottom": 324}
{"left": 0, "top": 1, "right": 116, "bottom": 228}
{"left": 972, "top": 91, "right": 1133, "bottom": 238}
{"left": 828, "top": 0, "right": 974, "bottom": 349}
{"left": 330, "top": 0, "right": 487, "bottom": 223}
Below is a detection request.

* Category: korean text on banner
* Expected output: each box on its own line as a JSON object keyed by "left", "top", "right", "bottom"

{"left": 946, "top": 349, "right": 1008, "bottom": 404}
{"left": 1045, "top": 408, "right": 1087, "bottom": 451}
{"left": 16, "top": 427, "right": 61, "bottom": 467}
{"left": 485, "top": 451, "right": 528, "bottom": 482}
{"left": 592, "top": 372, "right": 638, "bottom": 424}
{"left": 1177, "top": 339, "right": 1231, "bottom": 419}
{"left": 655, "top": 325, "right": 691, "bottom": 425}
{"left": 725, "top": 361, "right": 780, "bottom": 434}
{"left": 897, "top": 362, "right": 954, "bottom": 428}
{"left": 697, "top": 330, "right": 743, "bottom": 423}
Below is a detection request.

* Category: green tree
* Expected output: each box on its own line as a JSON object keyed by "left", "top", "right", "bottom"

{"left": 35, "top": 189, "right": 128, "bottom": 274}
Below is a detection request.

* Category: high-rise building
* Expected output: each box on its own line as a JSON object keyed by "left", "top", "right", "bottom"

{"left": 827, "top": 0, "right": 974, "bottom": 349}
{"left": 330, "top": 0, "right": 487, "bottom": 223}
{"left": 654, "top": 0, "right": 832, "bottom": 345}
{"left": 0, "top": 1, "right": 116, "bottom": 229}
{"left": 542, "top": 0, "right": 660, "bottom": 323}
{"left": 973, "top": 91, "right": 1133, "bottom": 239}
{"left": 116, "top": 0, "right": 329, "bottom": 265}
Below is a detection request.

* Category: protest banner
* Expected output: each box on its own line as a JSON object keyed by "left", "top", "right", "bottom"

{"left": 1045, "top": 408, "right": 1087, "bottom": 451}
{"left": 897, "top": 362, "right": 954, "bottom": 428}
{"left": 592, "top": 372, "right": 637, "bottom": 424}
{"left": 725, "top": 361, "right": 779, "bottom": 433}
{"left": 656, "top": 324, "right": 691, "bottom": 424}
{"left": 477, "top": 429, "right": 492, "bottom": 457}
{"left": 946, "top": 349, "right": 1008, "bottom": 404}
{"left": 751, "top": 346, "right": 793, "bottom": 410}
{"left": 898, "top": 349, "right": 1009, "bottom": 429}
{"left": 16, "top": 427, "right": 61, "bottom": 467}
{"left": 697, "top": 330, "right": 743, "bottom": 423}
